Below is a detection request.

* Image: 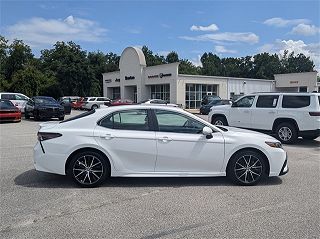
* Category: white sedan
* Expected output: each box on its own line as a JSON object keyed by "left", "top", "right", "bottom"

{"left": 34, "top": 105, "right": 288, "bottom": 187}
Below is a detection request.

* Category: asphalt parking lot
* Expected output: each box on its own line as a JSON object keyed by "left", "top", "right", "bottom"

{"left": 0, "top": 110, "right": 319, "bottom": 239}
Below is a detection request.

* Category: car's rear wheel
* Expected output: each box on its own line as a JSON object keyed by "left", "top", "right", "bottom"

{"left": 212, "top": 116, "right": 228, "bottom": 126}
{"left": 227, "top": 150, "right": 267, "bottom": 186}
{"left": 91, "top": 104, "right": 98, "bottom": 110}
{"left": 68, "top": 151, "right": 109, "bottom": 187}
{"left": 275, "top": 122, "right": 298, "bottom": 144}
{"left": 59, "top": 116, "right": 64, "bottom": 121}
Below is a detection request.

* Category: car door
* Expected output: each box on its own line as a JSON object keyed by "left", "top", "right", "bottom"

{"left": 153, "top": 109, "right": 225, "bottom": 173}
{"left": 94, "top": 109, "right": 157, "bottom": 173}
{"left": 251, "top": 95, "right": 279, "bottom": 130}
{"left": 228, "top": 95, "right": 256, "bottom": 128}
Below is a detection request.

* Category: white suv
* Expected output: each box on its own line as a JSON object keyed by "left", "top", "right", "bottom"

{"left": 82, "top": 97, "right": 111, "bottom": 110}
{"left": 208, "top": 92, "right": 320, "bottom": 144}
{"left": 0, "top": 92, "right": 30, "bottom": 113}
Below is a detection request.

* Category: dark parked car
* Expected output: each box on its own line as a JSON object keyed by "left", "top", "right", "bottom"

{"left": 109, "top": 99, "right": 134, "bottom": 106}
{"left": 0, "top": 99, "right": 21, "bottom": 122}
{"left": 201, "top": 95, "right": 221, "bottom": 106}
{"left": 57, "top": 97, "right": 72, "bottom": 114}
{"left": 200, "top": 99, "right": 231, "bottom": 115}
{"left": 25, "top": 96, "right": 65, "bottom": 121}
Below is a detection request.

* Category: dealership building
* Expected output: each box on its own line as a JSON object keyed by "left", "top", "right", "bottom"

{"left": 102, "top": 47, "right": 318, "bottom": 109}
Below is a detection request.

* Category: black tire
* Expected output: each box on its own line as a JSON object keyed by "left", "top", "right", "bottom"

{"left": 212, "top": 116, "right": 228, "bottom": 126}
{"left": 91, "top": 104, "right": 98, "bottom": 110}
{"left": 227, "top": 150, "right": 267, "bottom": 186}
{"left": 34, "top": 111, "right": 40, "bottom": 121}
{"left": 59, "top": 116, "right": 65, "bottom": 121}
{"left": 25, "top": 112, "right": 30, "bottom": 119}
{"left": 303, "top": 135, "right": 319, "bottom": 140}
{"left": 275, "top": 122, "right": 298, "bottom": 144}
{"left": 68, "top": 151, "right": 109, "bottom": 187}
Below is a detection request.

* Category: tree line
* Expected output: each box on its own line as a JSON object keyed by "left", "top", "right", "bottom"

{"left": 0, "top": 35, "right": 315, "bottom": 98}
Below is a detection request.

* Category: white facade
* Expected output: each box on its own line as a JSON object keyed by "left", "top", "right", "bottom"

{"left": 274, "top": 72, "right": 318, "bottom": 92}
{"left": 103, "top": 47, "right": 276, "bottom": 109}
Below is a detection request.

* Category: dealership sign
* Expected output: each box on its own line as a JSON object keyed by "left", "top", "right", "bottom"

{"left": 148, "top": 73, "right": 172, "bottom": 79}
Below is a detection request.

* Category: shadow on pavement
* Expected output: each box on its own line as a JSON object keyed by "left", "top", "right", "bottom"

{"left": 285, "top": 138, "right": 320, "bottom": 149}
{"left": 15, "top": 169, "right": 283, "bottom": 189}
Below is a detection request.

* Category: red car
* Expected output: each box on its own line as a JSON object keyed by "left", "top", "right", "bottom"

{"left": 0, "top": 99, "right": 21, "bottom": 122}
{"left": 108, "top": 99, "right": 134, "bottom": 106}
{"left": 71, "top": 98, "right": 85, "bottom": 110}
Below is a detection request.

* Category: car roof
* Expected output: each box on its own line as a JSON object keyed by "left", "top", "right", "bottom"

{"left": 252, "top": 92, "right": 319, "bottom": 95}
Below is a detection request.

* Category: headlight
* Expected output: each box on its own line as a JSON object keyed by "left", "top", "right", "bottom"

{"left": 265, "top": 141, "right": 282, "bottom": 148}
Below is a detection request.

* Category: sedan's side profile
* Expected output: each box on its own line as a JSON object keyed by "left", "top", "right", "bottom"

{"left": 34, "top": 105, "right": 288, "bottom": 187}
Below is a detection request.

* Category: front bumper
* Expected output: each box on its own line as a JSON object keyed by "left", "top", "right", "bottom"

{"left": 279, "top": 155, "right": 288, "bottom": 176}
{"left": 38, "top": 109, "right": 64, "bottom": 118}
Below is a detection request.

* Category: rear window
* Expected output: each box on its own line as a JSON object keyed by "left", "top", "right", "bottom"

{"left": 282, "top": 95, "right": 310, "bottom": 108}
{"left": 256, "top": 95, "right": 279, "bottom": 108}
{"left": 60, "top": 110, "right": 95, "bottom": 123}
{"left": 1, "top": 94, "right": 15, "bottom": 100}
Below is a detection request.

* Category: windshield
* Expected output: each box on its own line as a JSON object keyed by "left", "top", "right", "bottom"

{"left": 34, "top": 97, "right": 57, "bottom": 104}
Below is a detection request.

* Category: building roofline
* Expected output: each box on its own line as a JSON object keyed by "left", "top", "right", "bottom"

{"left": 145, "top": 62, "right": 179, "bottom": 69}
{"left": 274, "top": 71, "right": 317, "bottom": 76}
{"left": 178, "top": 74, "right": 275, "bottom": 82}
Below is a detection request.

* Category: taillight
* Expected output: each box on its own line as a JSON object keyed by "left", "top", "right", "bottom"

{"left": 309, "top": 112, "right": 320, "bottom": 116}
{"left": 37, "top": 132, "right": 62, "bottom": 141}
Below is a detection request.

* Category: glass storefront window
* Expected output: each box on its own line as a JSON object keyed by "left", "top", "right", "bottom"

{"left": 112, "top": 87, "right": 121, "bottom": 100}
{"left": 185, "top": 84, "right": 217, "bottom": 109}
{"left": 150, "top": 84, "right": 170, "bottom": 102}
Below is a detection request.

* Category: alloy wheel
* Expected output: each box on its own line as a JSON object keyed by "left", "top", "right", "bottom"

{"left": 278, "top": 126, "right": 292, "bottom": 142}
{"left": 234, "top": 155, "right": 263, "bottom": 184}
{"left": 214, "top": 120, "right": 224, "bottom": 125}
{"left": 72, "top": 155, "right": 104, "bottom": 185}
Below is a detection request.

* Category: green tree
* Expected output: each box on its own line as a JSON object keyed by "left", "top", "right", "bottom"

{"left": 142, "top": 46, "right": 166, "bottom": 66}
{"left": 179, "top": 59, "right": 201, "bottom": 75}
{"left": 40, "top": 41, "right": 93, "bottom": 97}
{"left": 200, "top": 53, "right": 222, "bottom": 76}
{"left": 105, "top": 52, "right": 120, "bottom": 72}
{"left": 251, "top": 53, "right": 282, "bottom": 79}
{"left": 11, "top": 65, "right": 58, "bottom": 97}
{"left": 166, "top": 51, "right": 179, "bottom": 63}
{"left": 0, "top": 36, "right": 9, "bottom": 91}
{"left": 5, "top": 40, "right": 34, "bottom": 82}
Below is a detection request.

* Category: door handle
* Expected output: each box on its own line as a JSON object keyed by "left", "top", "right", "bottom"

{"left": 100, "top": 134, "right": 114, "bottom": 140}
{"left": 268, "top": 111, "right": 276, "bottom": 114}
{"left": 158, "top": 137, "right": 172, "bottom": 143}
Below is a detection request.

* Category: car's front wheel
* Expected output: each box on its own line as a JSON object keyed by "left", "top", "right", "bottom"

{"left": 68, "top": 151, "right": 109, "bottom": 187}
{"left": 91, "top": 104, "right": 99, "bottom": 110}
{"left": 227, "top": 150, "right": 267, "bottom": 186}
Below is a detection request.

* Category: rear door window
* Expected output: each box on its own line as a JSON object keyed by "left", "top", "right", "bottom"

{"left": 99, "top": 110, "right": 150, "bottom": 131}
{"left": 256, "top": 95, "right": 279, "bottom": 108}
{"left": 282, "top": 95, "right": 310, "bottom": 108}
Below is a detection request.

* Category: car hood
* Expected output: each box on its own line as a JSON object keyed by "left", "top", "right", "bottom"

{"left": 220, "top": 126, "right": 278, "bottom": 141}
{"left": 36, "top": 103, "right": 62, "bottom": 108}
{"left": 210, "top": 105, "right": 231, "bottom": 110}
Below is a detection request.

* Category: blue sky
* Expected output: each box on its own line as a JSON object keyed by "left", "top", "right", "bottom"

{"left": 1, "top": 0, "right": 319, "bottom": 69}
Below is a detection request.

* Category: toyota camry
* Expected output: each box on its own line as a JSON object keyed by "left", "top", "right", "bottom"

{"left": 34, "top": 105, "right": 288, "bottom": 187}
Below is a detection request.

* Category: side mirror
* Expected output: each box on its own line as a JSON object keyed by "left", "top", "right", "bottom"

{"left": 202, "top": 126, "right": 213, "bottom": 139}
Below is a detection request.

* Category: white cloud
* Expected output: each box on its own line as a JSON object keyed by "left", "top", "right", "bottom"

{"left": 291, "top": 24, "right": 320, "bottom": 36}
{"left": 263, "top": 17, "right": 310, "bottom": 27}
{"left": 190, "top": 24, "right": 219, "bottom": 32}
{"left": 259, "top": 39, "right": 320, "bottom": 71}
{"left": 181, "top": 32, "right": 259, "bottom": 44}
{"left": 157, "top": 51, "right": 170, "bottom": 56}
{"left": 5, "top": 15, "right": 107, "bottom": 48}
{"left": 190, "top": 55, "right": 202, "bottom": 67}
{"left": 214, "top": 45, "right": 237, "bottom": 54}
